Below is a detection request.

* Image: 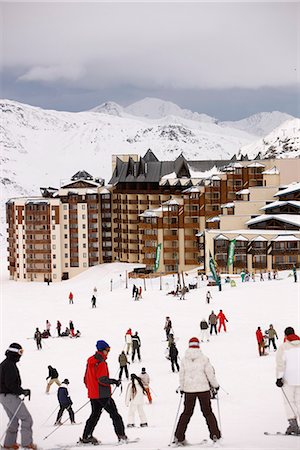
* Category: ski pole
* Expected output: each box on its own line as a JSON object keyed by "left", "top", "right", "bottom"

{"left": 0, "top": 397, "right": 25, "bottom": 444}
{"left": 43, "top": 400, "right": 90, "bottom": 440}
{"left": 216, "top": 393, "right": 222, "bottom": 435}
{"left": 220, "top": 385, "right": 229, "bottom": 395}
{"left": 281, "top": 387, "right": 297, "bottom": 417}
{"left": 168, "top": 392, "right": 184, "bottom": 447}
{"left": 41, "top": 405, "right": 59, "bottom": 425}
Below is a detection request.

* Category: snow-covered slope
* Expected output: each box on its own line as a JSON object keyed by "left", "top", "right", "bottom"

{"left": 221, "top": 111, "right": 295, "bottom": 137}
{"left": 1, "top": 261, "right": 299, "bottom": 449}
{"left": 240, "top": 118, "right": 300, "bottom": 159}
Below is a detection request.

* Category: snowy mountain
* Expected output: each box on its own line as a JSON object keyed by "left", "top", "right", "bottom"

{"left": 221, "top": 111, "right": 295, "bottom": 137}
{"left": 239, "top": 118, "right": 300, "bottom": 159}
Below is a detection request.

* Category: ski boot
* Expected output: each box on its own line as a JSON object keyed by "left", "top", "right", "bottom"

{"left": 286, "top": 418, "right": 300, "bottom": 435}
{"left": 79, "top": 436, "right": 100, "bottom": 445}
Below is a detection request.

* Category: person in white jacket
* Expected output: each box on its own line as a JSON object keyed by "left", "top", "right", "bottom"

{"left": 125, "top": 374, "right": 148, "bottom": 428}
{"left": 174, "top": 337, "right": 221, "bottom": 446}
{"left": 275, "top": 326, "right": 300, "bottom": 435}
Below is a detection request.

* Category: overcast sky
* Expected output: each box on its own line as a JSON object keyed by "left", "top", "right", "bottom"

{"left": 1, "top": 2, "right": 299, "bottom": 120}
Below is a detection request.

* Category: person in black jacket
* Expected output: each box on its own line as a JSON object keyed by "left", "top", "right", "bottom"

{"left": 169, "top": 342, "right": 180, "bottom": 372}
{"left": 131, "top": 332, "right": 141, "bottom": 362}
{"left": 54, "top": 379, "right": 75, "bottom": 425}
{"left": 0, "top": 343, "right": 36, "bottom": 449}
{"left": 34, "top": 328, "right": 42, "bottom": 350}
{"left": 46, "top": 365, "right": 61, "bottom": 393}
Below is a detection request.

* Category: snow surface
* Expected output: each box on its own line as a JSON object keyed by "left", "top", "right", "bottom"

{"left": 1, "top": 261, "right": 300, "bottom": 449}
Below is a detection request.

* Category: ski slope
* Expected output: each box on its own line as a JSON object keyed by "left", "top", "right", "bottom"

{"left": 1, "top": 262, "right": 299, "bottom": 449}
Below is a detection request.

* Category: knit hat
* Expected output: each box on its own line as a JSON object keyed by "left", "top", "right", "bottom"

{"left": 96, "top": 340, "right": 110, "bottom": 351}
{"left": 284, "top": 327, "right": 295, "bottom": 336}
{"left": 62, "top": 379, "right": 70, "bottom": 385}
{"left": 189, "top": 337, "right": 200, "bottom": 348}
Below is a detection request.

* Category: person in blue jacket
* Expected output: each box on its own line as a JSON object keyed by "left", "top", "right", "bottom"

{"left": 54, "top": 379, "right": 75, "bottom": 425}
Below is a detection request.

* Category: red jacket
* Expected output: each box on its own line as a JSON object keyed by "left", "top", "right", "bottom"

{"left": 217, "top": 311, "right": 227, "bottom": 323}
{"left": 84, "top": 351, "right": 112, "bottom": 399}
{"left": 256, "top": 329, "right": 264, "bottom": 343}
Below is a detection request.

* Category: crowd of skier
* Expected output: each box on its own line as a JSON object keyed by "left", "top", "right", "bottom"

{"left": 0, "top": 275, "right": 299, "bottom": 449}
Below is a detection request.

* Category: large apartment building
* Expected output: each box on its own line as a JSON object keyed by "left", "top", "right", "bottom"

{"left": 6, "top": 150, "right": 300, "bottom": 281}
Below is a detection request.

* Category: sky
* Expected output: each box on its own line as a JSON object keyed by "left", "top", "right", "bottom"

{"left": 1, "top": 1, "right": 299, "bottom": 120}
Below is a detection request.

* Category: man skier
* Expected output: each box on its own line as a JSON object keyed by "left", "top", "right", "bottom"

{"left": 173, "top": 337, "right": 221, "bottom": 446}
{"left": 54, "top": 379, "right": 75, "bottom": 425}
{"left": 81, "top": 340, "right": 127, "bottom": 444}
{"left": 0, "top": 343, "right": 37, "bottom": 449}
{"left": 34, "top": 328, "right": 42, "bottom": 350}
{"left": 276, "top": 326, "right": 300, "bottom": 435}
{"left": 217, "top": 310, "right": 228, "bottom": 333}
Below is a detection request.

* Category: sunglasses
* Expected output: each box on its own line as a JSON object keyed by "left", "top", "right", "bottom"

{"left": 8, "top": 347, "right": 24, "bottom": 355}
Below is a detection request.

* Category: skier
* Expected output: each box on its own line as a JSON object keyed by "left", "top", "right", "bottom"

{"left": 54, "top": 379, "right": 75, "bottom": 425}
{"left": 200, "top": 318, "right": 209, "bottom": 342}
{"left": 206, "top": 291, "right": 212, "bottom": 304}
{"left": 81, "top": 340, "right": 127, "bottom": 444}
{"left": 260, "top": 272, "right": 264, "bottom": 281}
{"left": 268, "top": 324, "right": 278, "bottom": 351}
{"left": 173, "top": 337, "right": 221, "bottom": 446}
{"left": 168, "top": 333, "right": 175, "bottom": 348}
{"left": 169, "top": 342, "right": 180, "bottom": 373}
{"left": 134, "top": 287, "right": 139, "bottom": 301}
{"left": 118, "top": 350, "right": 129, "bottom": 380}
{"left": 56, "top": 320, "right": 62, "bottom": 337}
{"left": 46, "top": 365, "right": 61, "bottom": 393}
{"left": 268, "top": 271, "right": 272, "bottom": 280}
{"left": 0, "top": 343, "right": 36, "bottom": 449}
{"left": 217, "top": 309, "right": 228, "bottom": 333}
{"left": 276, "top": 326, "right": 300, "bottom": 435}
{"left": 75, "top": 330, "right": 81, "bottom": 338}
{"left": 208, "top": 311, "right": 218, "bottom": 336}
{"left": 34, "top": 327, "right": 42, "bottom": 350}
{"left": 139, "top": 368, "right": 152, "bottom": 404}
{"left": 131, "top": 332, "right": 141, "bottom": 363}
{"left": 125, "top": 374, "right": 148, "bottom": 428}
{"left": 256, "top": 327, "right": 266, "bottom": 356}
{"left": 293, "top": 265, "right": 298, "bottom": 283}
{"left": 91, "top": 295, "right": 97, "bottom": 308}
{"left": 69, "top": 320, "right": 75, "bottom": 337}
{"left": 240, "top": 270, "right": 246, "bottom": 282}
{"left": 132, "top": 284, "right": 137, "bottom": 299}
{"left": 164, "top": 316, "right": 172, "bottom": 340}
{"left": 61, "top": 327, "right": 70, "bottom": 337}
{"left": 46, "top": 320, "right": 51, "bottom": 337}
{"left": 69, "top": 291, "right": 74, "bottom": 304}
{"left": 125, "top": 328, "right": 133, "bottom": 355}
{"left": 138, "top": 286, "right": 142, "bottom": 300}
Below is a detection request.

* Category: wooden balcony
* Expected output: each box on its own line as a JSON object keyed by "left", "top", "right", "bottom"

{"left": 184, "top": 222, "right": 199, "bottom": 229}
{"left": 163, "top": 234, "right": 178, "bottom": 240}
{"left": 184, "top": 259, "right": 198, "bottom": 265}
{"left": 27, "top": 268, "right": 51, "bottom": 273}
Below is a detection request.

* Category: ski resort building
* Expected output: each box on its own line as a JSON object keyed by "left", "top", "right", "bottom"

{"left": 6, "top": 151, "right": 300, "bottom": 281}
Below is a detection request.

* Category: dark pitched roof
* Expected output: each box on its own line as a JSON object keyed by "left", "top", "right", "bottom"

{"left": 71, "top": 170, "right": 93, "bottom": 181}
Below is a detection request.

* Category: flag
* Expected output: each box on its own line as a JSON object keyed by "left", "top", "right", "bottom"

{"left": 227, "top": 239, "right": 236, "bottom": 267}
{"left": 154, "top": 243, "right": 162, "bottom": 272}
{"left": 209, "top": 251, "right": 219, "bottom": 284}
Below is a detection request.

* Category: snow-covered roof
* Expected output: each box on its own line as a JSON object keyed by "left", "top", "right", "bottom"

{"left": 182, "top": 186, "right": 201, "bottom": 193}
{"left": 215, "top": 234, "right": 229, "bottom": 240}
{"left": 25, "top": 199, "right": 49, "bottom": 205}
{"left": 162, "top": 199, "right": 180, "bottom": 206}
{"left": 271, "top": 235, "right": 300, "bottom": 242}
{"left": 221, "top": 202, "right": 235, "bottom": 208}
{"left": 251, "top": 235, "right": 268, "bottom": 242}
{"left": 139, "top": 209, "right": 160, "bottom": 218}
{"left": 261, "top": 166, "right": 280, "bottom": 175}
{"left": 235, "top": 234, "right": 249, "bottom": 241}
{"left": 246, "top": 162, "right": 265, "bottom": 168}
{"left": 206, "top": 216, "right": 220, "bottom": 223}
{"left": 195, "top": 231, "right": 203, "bottom": 237}
{"left": 260, "top": 200, "right": 300, "bottom": 211}
{"left": 161, "top": 172, "right": 177, "bottom": 180}
{"left": 246, "top": 214, "right": 300, "bottom": 228}
{"left": 274, "top": 182, "right": 300, "bottom": 198}
{"left": 236, "top": 189, "right": 250, "bottom": 195}
{"left": 99, "top": 188, "right": 111, "bottom": 195}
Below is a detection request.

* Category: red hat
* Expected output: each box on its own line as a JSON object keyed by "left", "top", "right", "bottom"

{"left": 189, "top": 337, "right": 200, "bottom": 348}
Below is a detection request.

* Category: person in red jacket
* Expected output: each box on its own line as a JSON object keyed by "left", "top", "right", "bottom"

{"left": 69, "top": 292, "right": 73, "bottom": 304}
{"left": 217, "top": 310, "right": 228, "bottom": 333}
{"left": 256, "top": 327, "right": 265, "bottom": 356}
{"left": 81, "top": 340, "right": 127, "bottom": 445}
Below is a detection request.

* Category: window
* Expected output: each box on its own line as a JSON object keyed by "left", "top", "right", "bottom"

{"left": 65, "top": 263, "right": 68, "bottom": 268}
{"left": 83, "top": 234, "right": 86, "bottom": 238}
{"left": 52, "top": 244, "right": 56, "bottom": 250}
{"left": 52, "top": 225, "right": 55, "bottom": 230}
{"left": 82, "top": 205, "right": 86, "bottom": 209}
{"left": 82, "top": 214, "right": 86, "bottom": 219}
{"left": 63, "top": 205, "right": 68, "bottom": 210}
{"left": 64, "top": 234, "right": 68, "bottom": 239}
{"left": 53, "top": 254, "right": 56, "bottom": 259}
{"left": 64, "top": 225, "right": 68, "bottom": 229}
{"left": 64, "top": 243, "right": 68, "bottom": 248}
{"left": 83, "top": 253, "right": 87, "bottom": 258}
{"left": 53, "top": 274, "right": 57, "bottom": 279}
{"left": 53, "top": 264, "right": 56, "bottom": 269}
{"left": 83, "top": 243, "right": 86, "bottom": 248}
{"left": 83, "top": 262, "right": 87, "bottom": 267}
{"left": 64, "top": 215, "right": 67, "bottom": 220}
{"left": 82, "top": 224, "right": 86, "bottom": 229}
{"left": 52, "top": 235, "right": 56, "bottom": 240}
{"left": 65, "top": 253, "right": 68, "bottom": 258}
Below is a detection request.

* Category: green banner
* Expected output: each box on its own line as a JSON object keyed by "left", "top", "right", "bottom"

{"left": 154, "top": 243, "right": 162, "bottom": 272}
{"left": 227, "top": 239, "right": 236, "bottom": 267}
{"left": 209, "top": 252, "right": 218, "bottom": 283}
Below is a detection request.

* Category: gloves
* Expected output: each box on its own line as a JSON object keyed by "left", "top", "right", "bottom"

{"left": 210, "top": 387, "right": 219, "bottom": 398}
{"left": 23, "top": 389, "right": 31, "bottom": 399}
{"left": 276, "top": 378, "right": 284, "bottom": 388}
{"left": 111, "top": 379, "right": 121, "bottom": 387}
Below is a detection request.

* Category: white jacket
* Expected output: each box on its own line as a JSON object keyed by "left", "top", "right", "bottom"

{"left": 125, "top": 334, "right": 132, "bottom": 344}
{"left": 140, "top": 373, "right": 150, "bottom": 388}
{"left": 276, "top": 337, "right": 300, "bottom": 385}
{"left": 125, "top": 381, "right": 145, "bottom": 407}
{"left": 179, "top": 348, "right": 219, "bottom": 393}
